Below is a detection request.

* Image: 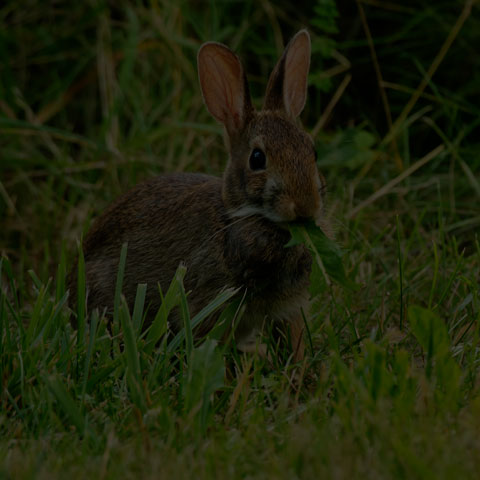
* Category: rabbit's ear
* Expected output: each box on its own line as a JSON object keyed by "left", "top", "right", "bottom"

{"left": 264, "top": 30, "right": 311, "bottom": 118}
{"left": 198, "top": 42, "right": 253, "bottom": 136}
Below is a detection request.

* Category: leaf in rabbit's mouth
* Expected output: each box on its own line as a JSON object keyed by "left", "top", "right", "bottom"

{"left": 285, "top": 219, "right": 357, "bottom": 291}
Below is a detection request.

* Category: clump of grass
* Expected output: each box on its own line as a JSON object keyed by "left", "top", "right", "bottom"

{"left": 1, "top": 227, "right": 480, "bottom": 478}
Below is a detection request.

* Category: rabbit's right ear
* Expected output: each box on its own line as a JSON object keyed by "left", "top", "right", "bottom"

{"left": 264, "top": 30, "right": 311, "bottom": 119}
{"left": 198, "top": 42, "right": 253, "bottom": 136}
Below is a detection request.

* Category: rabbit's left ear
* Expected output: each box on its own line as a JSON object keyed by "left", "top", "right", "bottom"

{"left": 198, "top": 42, "right": 253, "bottom": 136}
{"left": 264, "top": 30, "right": 311, "bottom": 118}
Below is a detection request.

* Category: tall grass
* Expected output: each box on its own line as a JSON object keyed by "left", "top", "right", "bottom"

{"left": 1, "top": 0, "right": 480, "bottom": 477}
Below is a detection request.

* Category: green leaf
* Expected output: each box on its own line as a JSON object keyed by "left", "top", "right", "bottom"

{"left": 286, "top": 220, "right": 356, "bottom": 290}
{"left": 354, "top": 130, "right": 376, "bottom": 149}
{"left": 315, "top": 128, "right": 378, "bottom": 170}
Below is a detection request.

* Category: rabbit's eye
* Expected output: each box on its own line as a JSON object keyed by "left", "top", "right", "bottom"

{"left": 249, "top": 148, "right": 266, "bottom": 171}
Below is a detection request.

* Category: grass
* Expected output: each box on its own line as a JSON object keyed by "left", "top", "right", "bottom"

{"left": 1, "top": 0, "right": 480, "bottom": 478}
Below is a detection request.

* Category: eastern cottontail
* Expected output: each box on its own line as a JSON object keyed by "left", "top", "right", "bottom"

{"left": 69, "top": 30, "right": 327, "bottom": 361}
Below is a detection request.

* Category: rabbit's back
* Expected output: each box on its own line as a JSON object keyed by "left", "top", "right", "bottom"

{"left": 75, "top": 173, "right": 231, "bottom": 324}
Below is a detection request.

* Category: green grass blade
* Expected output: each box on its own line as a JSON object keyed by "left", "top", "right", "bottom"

{"left": 81, "top": 308, "right": 99, "bottom": 402}
{"left": 43, "top": 374, "right": 87, "bottom": 435}
{"left": 178, "top": 277, "right": 193, "bottom": 364}
{"left": 396, "top": 215, "right": 405, "bottom": 330}
{"left": 144, "top": 265, "right": 186, "bottom": 354}
{"left": 30, "top": 291, "right": 69, "bottom": 348}
{"left": 0, "top": 117, "right": 99, "bottom": 148}
{"left": 132, "top": 283, "right": 147, "bottom": 334}
{"left": 120, "top": 296, "right": 147, "bottom": 412}
{"left": 0, "top": 257, "right": 20, "bottom": 312}
{"left": 86, "top": 358, "right": 123, "bottom": 392}
{"left": 28, "top": 269, "right": 43, "bottom": 291}
{"left": 207, "top": 294, "right": 244, "bottom": 343}
{"left": 168, "top": 287, "right": 239, "bottom": 353}
{"left": 120, "top": 297, "right": 141, "bottom": 379}
{"left": 113, "top": 243, "right": 129, "bottom": 343}
{"left": 183, "top": 338, "right": 225, "bottom": 434}
{"left": 56, "top": 242, "right": 67, "bottom": 303}
{"left": 76, "top": 241, "right": 86, "bottom": 352}
{"left": 428, "top": 240, "right": 439, "bottom": 309}
{"left": 25, "top": 278, "right": 52, "bottom": 348}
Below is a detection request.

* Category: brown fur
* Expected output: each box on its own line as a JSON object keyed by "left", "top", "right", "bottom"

{"left": 68, "top": 30, "right": 327, "bottom": 360}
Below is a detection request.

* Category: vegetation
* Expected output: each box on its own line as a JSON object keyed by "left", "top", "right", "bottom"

{"left": 1, "top": 0, "right": 479, "bottom": 477}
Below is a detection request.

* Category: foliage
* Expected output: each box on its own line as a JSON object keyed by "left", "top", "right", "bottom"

{"left": 287, "top": 220, "right": 355, "bottom": 291}
{"left": 1, "top": 0, "right": 480, "bottom": 477}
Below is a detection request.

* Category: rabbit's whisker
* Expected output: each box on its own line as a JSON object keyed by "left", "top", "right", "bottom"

{"left": 207, "top": 212, "right": 258, "bottom": 242}
{"left": 229, "top": 205, "right": 265, "bottom": 219}
{"left": 229, "top": 205, "right": 286, "bottom": 224}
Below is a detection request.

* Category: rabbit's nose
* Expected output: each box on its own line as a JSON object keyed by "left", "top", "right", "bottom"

{"left": 293, "top": 198, "right": 322, "bottom": 223}
{"left": 293, "top": 204, "right": 315, "bottom": 222}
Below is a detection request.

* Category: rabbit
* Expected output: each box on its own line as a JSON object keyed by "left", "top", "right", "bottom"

{"left": 68, "top": 29, "right": 328, "bottom": 362}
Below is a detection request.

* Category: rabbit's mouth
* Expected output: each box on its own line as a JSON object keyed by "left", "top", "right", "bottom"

{"left": 228, "top": 204, "right": 286, "bottom": 223}
{"left": 228, "top": 204, "right": 321, "bottom": 230}
{"left": 277, "top": 216, "right": 319, "bottom": 232}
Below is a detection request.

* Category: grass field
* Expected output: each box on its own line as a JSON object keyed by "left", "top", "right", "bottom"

{"left": 1, "top": 1, "right": 480, "bottom": 478}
